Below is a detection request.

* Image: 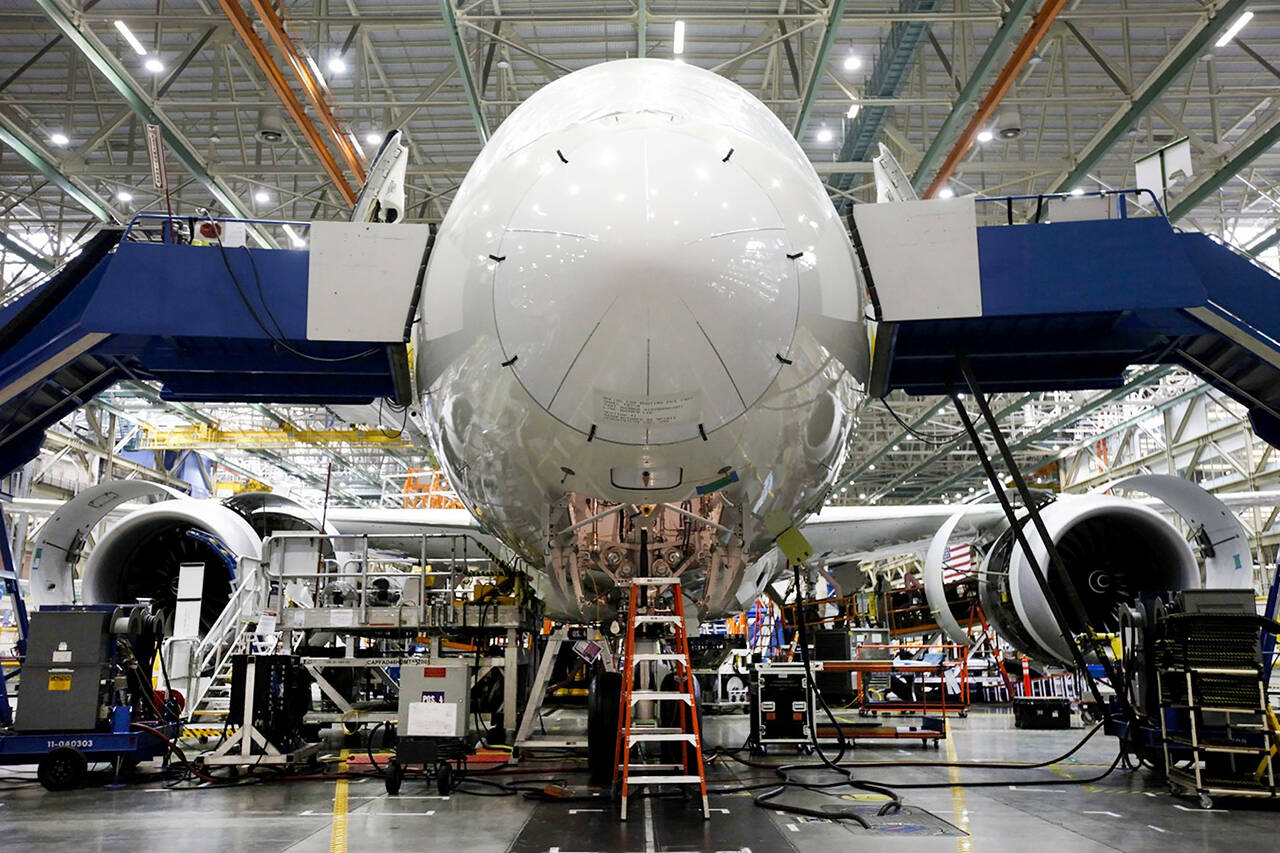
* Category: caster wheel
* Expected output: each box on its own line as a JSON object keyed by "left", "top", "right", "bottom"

{"left": 38, "top": 748, "right": 88, "bottom": 791}
{"left": 437, "top": 762, "right": 453, "bottom": 796}
{"left": 384, "top": 759, "right": 403, "bottom": 795}
{"left": 1199, "top": 793, "right": 1213, "bottom": 810}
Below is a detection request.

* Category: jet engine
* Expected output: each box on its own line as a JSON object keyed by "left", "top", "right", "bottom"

{"left": 974, "top": 495, "right": 1200, "bottom": 664}
{"left": 32, "top": 483, "right": 336, "bottom": 634}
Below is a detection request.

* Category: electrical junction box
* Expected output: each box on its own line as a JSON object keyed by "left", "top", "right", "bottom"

{"left": 398, "top": 662, "right": 470, "bottom": 740}
{"left": 751, "top": 662, "right": 815, "bottom": 745}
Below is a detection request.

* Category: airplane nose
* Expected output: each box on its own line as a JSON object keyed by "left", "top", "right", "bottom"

{"left": 491, "top": 126, "right": 800, "bottom": 446}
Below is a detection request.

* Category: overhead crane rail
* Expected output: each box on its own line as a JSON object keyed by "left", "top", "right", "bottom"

{"left": 136, "top": 423, "right": 414, "bottom": 450}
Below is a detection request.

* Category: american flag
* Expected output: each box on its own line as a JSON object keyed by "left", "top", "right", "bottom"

{"left": 942, "top": 542, "right": 974, "bottom": 581}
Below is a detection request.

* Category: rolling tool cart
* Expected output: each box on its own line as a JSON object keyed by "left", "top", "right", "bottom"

{"left": 0, "top": 604, "right": 181, "bottom": 790}
{"left": 1156, "top": 590, "right": 1280, "bottom": 808}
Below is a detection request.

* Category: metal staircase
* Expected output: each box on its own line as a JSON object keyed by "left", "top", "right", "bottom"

{"left": 0, "top": 216, "right": 422, "bottom": 477}
{"left": 863, "top": 189, "right": 1280, "bottom": 452}
{"left": 173, "top": 558, "right": 266, "bottom": 725}
{"left": 614, "top": 577, "right": 709, "bottom": 821}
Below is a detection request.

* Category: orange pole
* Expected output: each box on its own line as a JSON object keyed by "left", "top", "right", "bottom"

{"left": 924, "top": 0, "right": 1068, "bottom": 198}
{"left": 217, "top": 0, "right": 358, "bottom": 207}
{"left": 1021, "top": 654, "right": 1033, "bottom": 697}
{"left": 246, "top": 0, "right": 367, "bottom": 185}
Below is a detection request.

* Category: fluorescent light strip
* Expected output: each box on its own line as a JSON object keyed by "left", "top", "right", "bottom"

{"left": 673, "top": 20, "right": 685, "bottom": 55}
{"left": 282, "top": 224, "right": 306, "bottom": 248}
{"left": 1215, "top": 10, "right": 1253, "bottom": 48}
{"left": 113, "top": 20, "right": 148, "bottom": 56}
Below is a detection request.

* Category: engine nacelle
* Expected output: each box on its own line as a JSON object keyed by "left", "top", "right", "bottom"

{"left": 33, "top": 483, "right": 334, "bottom": 635}
{"left": 80, "top": 501, "right": 262, "bottom": 634}
{"left": 977, "top": 495, "right": 1199, "bottom": 664}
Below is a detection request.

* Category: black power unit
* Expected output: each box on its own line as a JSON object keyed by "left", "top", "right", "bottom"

{"left": 229, "top": 655, "right": 313, "bottom": 752}
{"left": 1012, "top": 696, "right": 1072, "bottom": 729}
{"left": 812, "top": 629, "right": 855, "bottom": 705}
{"left": 750, "top": 663, "right": 814, "bottom": 746}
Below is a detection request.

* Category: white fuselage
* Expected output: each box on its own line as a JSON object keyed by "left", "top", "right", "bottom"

{"left": 415, "top": 59, "right": 869, "bottom": 618}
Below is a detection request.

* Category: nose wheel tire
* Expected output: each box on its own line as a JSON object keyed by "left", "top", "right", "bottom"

{"left": 588, "top": 670, "right": 622, "bottom": 786}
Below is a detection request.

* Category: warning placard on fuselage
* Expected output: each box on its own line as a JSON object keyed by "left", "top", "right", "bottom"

{"left": 596, "top": 391, "right": 699, "bottom": 426}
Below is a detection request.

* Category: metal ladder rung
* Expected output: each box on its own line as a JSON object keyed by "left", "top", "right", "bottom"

{"left": 630, "top": 690, "right": 693, "bottom": 704}
{"left": 631, "top": 577, "right": 683, "bottom": 586}
{"left": 624, "top": 775, "right": 702, "bottom": 785}
{"left": 631, "top": 653, "right": 686, "bottom": 663}
{"left": 633, "top": 615, "right": 681, "bottom": 624}
{"left": 629, "top": 732, "right": 698, "bottom": 745}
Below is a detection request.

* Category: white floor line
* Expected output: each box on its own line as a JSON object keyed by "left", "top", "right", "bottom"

{"left": 643, "top": 795, "right": 656, "bottom": 852}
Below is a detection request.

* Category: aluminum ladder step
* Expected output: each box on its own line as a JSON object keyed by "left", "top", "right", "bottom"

{"left": 629, "top": 732, "right": 699, "bottom": 745}
{"left": 631, "top": 653, "right": 686, "bottom": 664}
{"left": 633, "top": 614, "right": 681, "bottom": 625}
{"left": 630, "top": 690, "right": 692, "bottom": 704}
{"left": 631, "top": 578, "right": 683, "bottom": 586}
{"left": 624, "top": 775, "right": 702, "bottom": 785}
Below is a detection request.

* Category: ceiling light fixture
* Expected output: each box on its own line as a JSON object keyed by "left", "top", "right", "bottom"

{"left": 116, "top": 190, "right": 133, "bottom": 202}
{"left": 114, "top": 20, "right": 147, "bottom": 55}
{"left": 144, "top": 57, "right": 164, "bottom": 73}
{"left": 976, "top": 129, "right": 994, "bottom": 143}
{"left": 843, "top": 53, "right": 861, "bottom": 72}
{"left": 1215, "top": 10, "right": 1253, "bottom": 47}
{"left": 938, "top": 186, "right": 955, "bottom": 199}
{"left": 846, "top": 103, "right": 860, "bottom": 120}
{"left": 365, "top": 131, "right": 382, "bottom": 146}
{"left": 816, "top": 126, "right": 834, "bottom": 143}
{"left": 49, "top": 132, "right": 69, "bottom": 147}
{"left": 673, "top": 20, "right": 686, "bottom": 55}
{"left": 327, "top": 55, "right": 347, "bottom": 74}
{"left": 254, "top": 189, "right": 270, "bottom": 203}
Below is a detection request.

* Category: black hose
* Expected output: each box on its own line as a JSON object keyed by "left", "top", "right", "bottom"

{"left": 789, "top": 560, "right": 903, "bottom": 816}
{"left": 367, "top": 721, "right": 387, "bottom": 773}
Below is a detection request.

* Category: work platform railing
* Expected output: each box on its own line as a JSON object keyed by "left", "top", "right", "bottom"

{"left": 178, "top": 530, "right": 534, "bottom": 727}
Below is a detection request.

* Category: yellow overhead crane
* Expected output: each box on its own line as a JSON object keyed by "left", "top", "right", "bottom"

{"left": 137, "top": 423, "right": 414, "bottom": 450}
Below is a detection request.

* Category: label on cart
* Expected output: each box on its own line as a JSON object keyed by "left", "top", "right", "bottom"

{"left": 48, "top": 673, "right": 72, "bottom": 691}
{"left": 407, "top": 700, "right": 457, "bottom": 737}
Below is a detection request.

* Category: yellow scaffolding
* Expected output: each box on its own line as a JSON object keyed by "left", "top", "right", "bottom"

{"left": 137, "top": 423, "right": 413, "bottom": 450}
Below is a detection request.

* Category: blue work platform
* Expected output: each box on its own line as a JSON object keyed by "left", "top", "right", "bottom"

{"left": 861, "top": 190, "right": 1280, "bottom": 449}
{"left": 0, "top": 216, "right": 428, "bottom": 476}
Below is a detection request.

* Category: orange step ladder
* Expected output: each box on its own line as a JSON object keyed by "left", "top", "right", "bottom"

{"left": 613, "top": 577, "right": 709, "bottom": 821}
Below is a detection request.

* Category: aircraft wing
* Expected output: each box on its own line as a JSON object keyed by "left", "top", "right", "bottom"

{"left": 798, "top": 488, "right": 1280, "bottom": 565}
{"left": 799, "top": 503, "right": 1006, "bottom": 564}
{"left": 322, "top": 506, "right": 501, "bottom": 561}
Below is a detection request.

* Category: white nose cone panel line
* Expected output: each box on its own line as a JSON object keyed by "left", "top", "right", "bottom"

{"left": 491, "top": 125, "right": 799, "bottom": 446}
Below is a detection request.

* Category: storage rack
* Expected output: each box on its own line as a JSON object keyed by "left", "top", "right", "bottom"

{"left": 1156, "top": 614, "right": 1279, "bottom": 809}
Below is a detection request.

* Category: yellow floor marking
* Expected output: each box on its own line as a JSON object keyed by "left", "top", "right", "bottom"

{"left": 946, "top": 720, "right": 973, "bottom": 853}
{"left": 330, "top": 749, "right": 349, "bottom": 853}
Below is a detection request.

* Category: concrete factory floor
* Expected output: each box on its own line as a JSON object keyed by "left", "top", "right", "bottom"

{"left": 1, "top": 707, "right": 1278, "bottom": 852}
